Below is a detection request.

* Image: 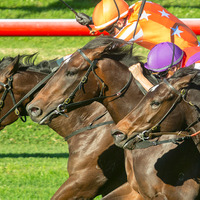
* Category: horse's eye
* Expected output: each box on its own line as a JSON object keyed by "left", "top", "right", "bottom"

{"left": 150, "top": 101, "right": 161, "bottom": 109}
{"left": 66, "top": 70, "right": 76, "bottom": 76}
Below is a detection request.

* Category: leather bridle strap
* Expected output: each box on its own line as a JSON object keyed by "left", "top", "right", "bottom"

{"left": 57, "top": 57, "right": 98, "bottom": 110}
{"left": 133, "top": 79, "right": 200, "bottom": 149}
{"left": 56, "top": 49, "right": 133, "bottom": 113}
{"left": 65, "top": 120, "right": 114, "bottom": 141}
{"left": 142, "top": 79, "right": 182, "bottom": 136}
{"left": 57, "top": 72, "right": 133, "bottom": 113}
{"left": 0, "top": 66, "right": 59, "bottom": 124}
{"left": 135, "top": 136, "right": 191, "bottom": 149}
{"left": 77, "top": 49, "right": 92, "bottom": 64}
{"left": 0, "top": 76, "right": 26, "bottom": 122}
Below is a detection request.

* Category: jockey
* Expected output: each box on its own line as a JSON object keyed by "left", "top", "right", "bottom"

{"left": 76, "top": 0, "right": 199, "bottom": 50}
{"left": 129, "top": 42, "right": 200, "bottom": 91}
{"left": 76, "top": 0, "right": 199, "bottom": 91}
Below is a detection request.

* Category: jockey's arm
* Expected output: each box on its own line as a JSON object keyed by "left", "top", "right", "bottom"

{"left": 129, "top": 63, "right": 153, "bottom": 92}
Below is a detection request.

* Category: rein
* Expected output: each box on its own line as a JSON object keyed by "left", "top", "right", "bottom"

{"left": 133, "top": 79, "right": 200, "bottom": 149}
{"left": 65, "top": 111, "right": 113, "bottom": 141}
{"left": 58, "top": 0, "right": 93, "bottom": 32}
{"left": 57, "top": 49, "right": 133, "bottom": 110}
{"left": 40, "top": 49, "right": 133, "bottom": 124}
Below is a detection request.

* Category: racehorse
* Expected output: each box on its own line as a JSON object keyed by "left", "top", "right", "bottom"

{"left": 113, "top": 67, "right": 200, "bottom": 151}
{"left": 0, "top": 53, "right": 51, "bottom": 129}
{"left": 112, "top": 67, "right": 200, "bottom": 199}
{"left": 26, "top": 36, "right": 195, "bottom": 199}
{"left": 0, "top": 54, "right": 132, "bottom": 199}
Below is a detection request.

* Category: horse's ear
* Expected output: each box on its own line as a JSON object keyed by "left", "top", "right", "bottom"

{"left": 173, "top": 73, "right": 196, "bottom": 90}
{"left": 5, "top": 55, "right": 20, "bottom": 78}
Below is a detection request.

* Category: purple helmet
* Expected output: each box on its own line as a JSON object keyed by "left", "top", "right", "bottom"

{"left": 144, "top": 42, "right": 184, "bottom": 72}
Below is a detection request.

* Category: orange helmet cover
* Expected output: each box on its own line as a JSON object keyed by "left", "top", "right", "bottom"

{"left": 92, "top": 0, "right": 129, "bottom": 30}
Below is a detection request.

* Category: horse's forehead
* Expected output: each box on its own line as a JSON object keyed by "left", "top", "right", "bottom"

{"left": 148, "top": 83, "right": 170, "bottom": 99}
{"left": 67, "top": 51, "right": 84, "bottom": 65}
{"left": 0, "top": 67, "right": 9, "bottom": 82}
{"left": 149, "top": 85, "right": 159, "bottom": 92}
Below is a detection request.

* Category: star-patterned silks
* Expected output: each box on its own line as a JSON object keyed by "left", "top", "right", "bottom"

{"left": 140, "top": 10, "right": 151, "bottom": 21}
{"left": 158, "top": 10, "right": 170, "bottom": 18}
{"left": 171, "top": 26, "right": 183, "bottom": 37}
{"left": 115, "top": 1, "right": 198, "bottom": 50}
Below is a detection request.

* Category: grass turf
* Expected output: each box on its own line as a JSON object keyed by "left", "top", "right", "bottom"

{"left": 0, "top": 0, "right": 199, "bottom": 199}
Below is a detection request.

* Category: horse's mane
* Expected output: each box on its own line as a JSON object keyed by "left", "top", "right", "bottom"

{"left": 82, "top": 35, "right": 143, "bottom": 67}
{"left": 82, "top": 35, "right": 159, "bottom": 86}
{"left": 0, "top": 53, "right": 55, "bottom": 74}
{"left": 170, "top": 66, "right": 200, "bottom": 86}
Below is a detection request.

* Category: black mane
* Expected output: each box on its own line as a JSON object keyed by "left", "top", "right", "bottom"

{"left": 0, "top": 53, "right": 55, "bottom": 74}
{"left": 170, "top": 66, "right": 200, "bottom": 86}
{"left": 82, "top": 35, "right": 143, "bottom": 67}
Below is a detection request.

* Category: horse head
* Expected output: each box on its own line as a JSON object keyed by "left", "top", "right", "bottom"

{"left": 112, "top": 67, "right": 199, "bottom": 150}
{"left": 26, "top": 36, "right": 143, "bottom": 124}
{"left": 0, "top": 54, "right": 52, "bottom": 130}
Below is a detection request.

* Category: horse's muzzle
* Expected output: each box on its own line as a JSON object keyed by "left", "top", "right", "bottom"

{"left": 111, "top": 129, "right": 128, "bottom": 148}
{"left": 112, "top": 129, "right": 143, "bottom": 150}
{"left": 26, "top": 103, "right": 42, "bottom": 123}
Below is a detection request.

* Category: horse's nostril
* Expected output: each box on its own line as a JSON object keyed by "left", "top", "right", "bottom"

{"left": 111, "top": 130, "right": 127, "bottom": 142}
{"left": 29, "top": 106, "right": 42, "bottom": 117}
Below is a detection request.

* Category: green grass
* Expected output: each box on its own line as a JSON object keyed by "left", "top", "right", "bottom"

{"left": 0, "top": 36, "right": 94, "bottom": 61}
{"left": 0, "top": 0, "right": 199, "bottom": 199}
{"left": 0, "top": 144, "right": 68, "bottom": 199}
{"left": 0, "top": 118, "right": 102, "bottom": 199}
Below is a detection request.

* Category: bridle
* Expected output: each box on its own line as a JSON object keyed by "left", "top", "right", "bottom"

{"left": 126, "top": 78, "right": 200, "bottom": 149}
{"left": 0, "top": 65, "right": 60, "bottom": 125}
{"left": 0, "top": 75, "right": 26, "bottom": 122}
{"left": 39, "top": 48, "right": 133, "bottom": 125}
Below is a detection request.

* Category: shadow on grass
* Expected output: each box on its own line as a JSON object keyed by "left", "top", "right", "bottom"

{"left": 0, "top": 152, "right": 69, "bottom": 158}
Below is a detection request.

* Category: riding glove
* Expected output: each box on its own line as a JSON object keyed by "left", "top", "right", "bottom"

{"left": 76, "top": 13, "right": 93, "bottom": 26}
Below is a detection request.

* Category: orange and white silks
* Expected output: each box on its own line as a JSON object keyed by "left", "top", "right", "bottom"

{"left": 183, "top": 46, "right": 200, "bottom": 67}
{"left": 115, "top": 1, "right": 199, "bottom": 50}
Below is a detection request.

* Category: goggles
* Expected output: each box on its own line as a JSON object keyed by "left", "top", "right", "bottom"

{"left": 99, "top": 24, "right": 116, "bottom": 35}
{"left": 152, "top": 65, "right": 180, "bottom": 79}
{"left": 152, "top": 70, "right": 169, "bottom": 79}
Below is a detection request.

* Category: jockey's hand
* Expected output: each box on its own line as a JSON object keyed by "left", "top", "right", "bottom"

{"left": 129, "top": 63, "right": 153, "bottom": 91}
{"left": 129, "top": 63, "right": 143, "bottom": 79}
{"left": 76, "top": 13, "right": 93, "bottom": 26}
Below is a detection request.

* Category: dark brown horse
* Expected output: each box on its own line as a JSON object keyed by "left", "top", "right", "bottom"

{"left": 26, "top": 36, "right": 193, "bottom": 199}
{"left": 113, "top": 67, "right": 200, "bottom": 150}
{"left": 112, "top": 67, "right": 200, "bottom": 199}
{"left": 0, "top": 54, "right": 133, "bottom": 199}
{"left": 0, "top": 54, "right": 51, "bottom": 129}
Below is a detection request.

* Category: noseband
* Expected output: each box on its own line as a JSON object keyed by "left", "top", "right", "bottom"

{"left": 39, "top": 49, "right": 133, "bottom": 124}
{"left": 129, "top": 78, "right": 200, "bottom": 149}
{"left": 0, "top": 76, "right": 26, "bottom": 122}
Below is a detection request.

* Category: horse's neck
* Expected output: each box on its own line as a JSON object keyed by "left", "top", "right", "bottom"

{"left": 15, "top": 71, "right": 47, "bottom": 112}
{"left": 98, "top": 60, "right": 144, "bottom": 123}
{"left": 185, "top": 89, "right": 200, "bottom": 132}
{"left": 184, "top": 89, "right": 200, "bottom": 151}
{"left": 49, "top": 102, "right": 115, "bottom": 174}
{"left": 49, "top": 102, "right": 113, "bottom": 147}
